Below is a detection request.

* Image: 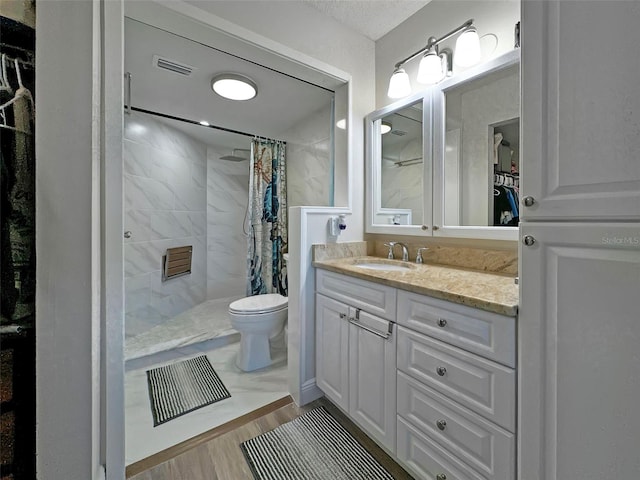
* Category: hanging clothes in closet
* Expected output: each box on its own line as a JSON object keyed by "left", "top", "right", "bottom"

{"left": 493, "top": 172, "right": 519, "bottom": 226}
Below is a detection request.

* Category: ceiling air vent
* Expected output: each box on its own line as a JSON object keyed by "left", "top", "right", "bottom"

{"left": 153, "top": 55, "right": 195, "bottom": 77}
{"left": 391, "top": 129, "right": 407, "bottom": 136}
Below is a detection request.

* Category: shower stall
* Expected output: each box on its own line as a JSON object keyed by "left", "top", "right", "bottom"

{"left": 123, "top": 18, "right": 337, "bottom": 364}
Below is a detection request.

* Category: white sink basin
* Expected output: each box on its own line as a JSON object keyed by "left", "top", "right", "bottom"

{"left": 354, "top": 262, "right": 412, "bottom": 272}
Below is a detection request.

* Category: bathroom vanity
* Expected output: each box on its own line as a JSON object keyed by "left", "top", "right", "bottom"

{"left": 314, "top": 256, "right": 518, "bottom": 480}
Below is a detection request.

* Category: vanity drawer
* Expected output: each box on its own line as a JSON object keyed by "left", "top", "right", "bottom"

{"left": 397, "top": 291, "right": 516, "bottom": 367}
{"left": 397, "top": 417, "right": 486, "bottom": 480}
{"left": 398, "top": 371, "right": 515, "bottom": 479}
{"left": 397, "top": 326, "right": 515, "bottom": 431}
{"left": 316, "top": 269, "right": 397, "bottom": 321}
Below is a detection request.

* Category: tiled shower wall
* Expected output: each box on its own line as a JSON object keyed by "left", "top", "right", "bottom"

{"left": 123, "top": 112, "right": 207, "bottom": 338}
{"left": 283, "top": 103, "right": 332, "bottom": 207}
{"left": 206, "top": 147, "right": 250, "bottom": 299}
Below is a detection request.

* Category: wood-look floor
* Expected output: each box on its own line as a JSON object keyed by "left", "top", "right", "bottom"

{"left": 128, "top": 396, "right": 413, "bottom": 480}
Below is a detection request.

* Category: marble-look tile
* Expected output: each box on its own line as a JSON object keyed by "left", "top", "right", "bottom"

{"left": 124, "top": 140, "right": 163, "bottom": 182}
{"left": 207, "top": 185, "right": 249, "bottom": 213}
{"left": 174, "top": 185, "right": 206, "bottom": 212}
{"left": 125, "top": 273, "right": 151, "bottom": 313}
{"left": 124, "top": 242, "right": 163, "bottom": 278}
{"left": 149, "top": 211, "right": 192, "bottom": 240}
{"left": 189, "top": 212, "right": 207, "bottom": 237}
{"left": 288, "top": 175, "right": 329, "bottom": 207}
{"left": 207, "top": 276, "right": 247, "bottom": 300}
{"left": 124, "top": 175, "right": 174, "bottom": 211}
{"left": 124, "top": 209, "right": 152, "bottom": 244}
{"left": 125, "top": 112, "right": 207, "bottom": 164}
{"left": 125, "top": 340, "right": 288, "bottom": 465}
{"left": 125, "top": 306, "right": 170, "bottom": 338}
{"left": 191, "top": 160, "right": 207, "bottom": 189}
{"left": 207, "top": 167, "right": 249, "bottom": 193}
{"left": 157, "top": 150, "right": 192, "bottom": 187}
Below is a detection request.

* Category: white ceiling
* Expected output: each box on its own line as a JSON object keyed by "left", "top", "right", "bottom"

{"left": 303, "top": 0, "right": 432, "bottom": 40}
{"left": 124, "top": 18, "right": 335, "bottom": 152}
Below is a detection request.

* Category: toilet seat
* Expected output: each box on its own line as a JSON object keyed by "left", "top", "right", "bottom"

{"left": 229, "top": 294, "right": 288, "bottom": 315}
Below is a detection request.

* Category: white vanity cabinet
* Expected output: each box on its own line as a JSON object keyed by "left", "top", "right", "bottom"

{"left": 316, "top": 270, "right": 398, "bottom": 453}
{"left": 315, "top": 269, "right": 517, "bottom": 479}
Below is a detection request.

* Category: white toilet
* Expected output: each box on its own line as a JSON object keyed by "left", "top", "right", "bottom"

{"left": 228, "top": 293, "right": 288, "bottom": 372}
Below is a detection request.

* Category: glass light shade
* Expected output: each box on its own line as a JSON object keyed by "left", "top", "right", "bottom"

{"left": 211, "top": 73, "right": 258, "bottom": 101}
{"left": 387, "top": 68, "right": 412, "bottom": 99}
{"left": 454, "top": 28, "right": 482, "bottom": 67}
{"left": 417, "top": 52, "right": 445, "bottom": 84}
{"left": 380, "top": 121, "right": 392, "bottom": 134}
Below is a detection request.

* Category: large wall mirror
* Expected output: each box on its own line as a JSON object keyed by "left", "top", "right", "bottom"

{"left": 367, "top": 50, "right": 519, "bottom": 240}
{"left": 366, "top": 92, "right": 431, "bottom": 235}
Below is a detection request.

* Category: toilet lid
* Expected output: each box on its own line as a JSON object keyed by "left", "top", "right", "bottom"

{"left": 229, "top": 294, "right": 288, "bottom": 314}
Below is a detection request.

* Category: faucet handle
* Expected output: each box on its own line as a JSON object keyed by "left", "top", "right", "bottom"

{"left": 416, "top": 247, "right": 429, "bottom": 264}
{"left": 383, "top": 242, "right": 395, "bottom": 259}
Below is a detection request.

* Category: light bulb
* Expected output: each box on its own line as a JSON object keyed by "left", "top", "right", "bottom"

{"left": 387, "top": 68, "right": 411, "bottom": 99}
{"left": 455, "top": 27, "right": 482, "bottom": 67}
{"left": 417, "top": 52, "right": 445, "bottom": 84}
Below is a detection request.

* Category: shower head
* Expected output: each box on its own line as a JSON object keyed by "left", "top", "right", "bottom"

{"left": 219, "top": 148, "right": 250, "bottom": 162}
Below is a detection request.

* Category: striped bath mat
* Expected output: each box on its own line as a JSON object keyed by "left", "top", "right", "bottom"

{"left": 241, "top": 406, "right": 394, "bottom": 480}
{"left": 146, "top": 355, "right": 230, "bottom": 426}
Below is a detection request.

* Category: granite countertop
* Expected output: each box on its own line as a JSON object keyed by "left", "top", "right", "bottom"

{"left": 313, "top": 256, "right": 519, "bottom": 317}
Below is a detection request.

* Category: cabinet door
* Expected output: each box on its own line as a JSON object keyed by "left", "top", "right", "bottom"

{"left": 519, "top": 223, "right": 640, "bottom": 480}
{"left": 348, "top": 309, "right": 396, "bottom": 453}
{"left": 315, "top": 294, "right": 349, "bottom": 411}
{"left": 521, "top": 1, "right": 640, "bottom": 221}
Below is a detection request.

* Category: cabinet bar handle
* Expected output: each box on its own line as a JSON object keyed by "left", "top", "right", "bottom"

{"left": 348, "top": 319, "right": 393, "bottom": 340}
{"left": 436, "top": 366, "right": 447, "bottom": 376}
{"left": 437, "top": 318, "right": 447, "bottom": 328}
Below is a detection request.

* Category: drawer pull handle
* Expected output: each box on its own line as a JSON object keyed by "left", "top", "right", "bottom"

{"left": 436, "top": 475, "right": 447, "bottom": 480}
{"left": 436, "top": 419, "right": 447, "bottom": 431}
{"left": 436, "top": 366, "right": 447, "bottom": 376}
{"left": 437, "top": 318, "right": 447, "bottom": 328}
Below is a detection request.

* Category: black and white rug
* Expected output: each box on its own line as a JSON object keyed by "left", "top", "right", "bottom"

{"left": 146, "top": 355, "right": 230, "bottom": 426}
{"left": 241, "top": 406, "right": 395, "bottom": 480}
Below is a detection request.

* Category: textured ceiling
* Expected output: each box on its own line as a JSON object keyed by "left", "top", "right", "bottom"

{"left": 303, "top": 0, "right": 432, "bottom": 40}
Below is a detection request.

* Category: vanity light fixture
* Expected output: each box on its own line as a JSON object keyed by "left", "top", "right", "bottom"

{"left": 211, "top": 73, "right": 258, "bottom": 101}
{"left": 380, "top": 121, "right": 392, "bottom": 134}
{"left": 387, "top": 19, "right": 482, "bottom": 98}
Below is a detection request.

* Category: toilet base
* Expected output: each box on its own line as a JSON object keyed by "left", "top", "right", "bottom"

{"left": 235, "top": 331, "right": 286, "bottom": 372}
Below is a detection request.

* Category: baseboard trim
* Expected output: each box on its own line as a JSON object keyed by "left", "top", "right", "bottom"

{"left": 125, "top": 395, "right": 293, "bottom": 478}
{"left": 300, "top": 378, "right": 324, "bottom": 405}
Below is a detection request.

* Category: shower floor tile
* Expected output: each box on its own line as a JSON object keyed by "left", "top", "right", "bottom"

{"left": 125, "top": 341, "right": 288, "bottom": 466}
{"left": 125, "top": 295, "right": 242, "bottom": 362}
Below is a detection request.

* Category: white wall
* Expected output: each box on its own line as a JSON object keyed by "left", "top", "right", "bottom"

{"left": 123, "top": 113, "right": 207, "bottom": 338}
{"left": 36, "top": 1, "right": 104, "bottom": 477}
{"left": 375, "top": 0, "right": 520, "bottom": 108}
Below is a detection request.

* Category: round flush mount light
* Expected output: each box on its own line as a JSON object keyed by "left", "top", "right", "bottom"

{"left": 381, "top": 121, "right": 392, "bottom": 134}
{"left": 199, "top": 120, "right": 210, "bottom": 126}
{"left": 211, "top": 73, "right": 258, "bottom": 101}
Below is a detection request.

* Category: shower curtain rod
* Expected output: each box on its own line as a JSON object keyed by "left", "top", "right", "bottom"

{"left": 129, "top": 106, "right": 257, "bottom": 139}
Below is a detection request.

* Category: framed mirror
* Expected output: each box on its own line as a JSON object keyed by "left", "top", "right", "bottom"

{"left": 366, "top": 91, "right": 432, "bottom": 235}
{"left": 433, "top": 49, "right": 520, "bottom": 240}
{"left": 366, "top": 49, "right": 520, "bottom": 240}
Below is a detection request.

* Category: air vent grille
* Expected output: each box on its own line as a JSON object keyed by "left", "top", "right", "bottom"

{"left": 153, "top": 55, "right": 195, "bottom": 77}
{"left": 391, "top": 130, "right": 407, "bottom": 136}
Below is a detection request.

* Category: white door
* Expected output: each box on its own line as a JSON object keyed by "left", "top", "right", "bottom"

{"left": 519, "top": 223, "right": 640, "bottom": 479}
{"left": 348, "top": 309, "right": 396, "bottom": 453}
{"left": 521, "top": 1, "right": 640, "bottom": 221}
{"left": 315, "top": 294, "right": 350, "bottom": 411}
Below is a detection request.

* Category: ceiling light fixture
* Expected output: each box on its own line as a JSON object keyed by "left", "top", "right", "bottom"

{"left": 199, "top": 120, "right": 210, "bottom": 126}
{"left": 211, "top": 73, "right": 258, "bottom": 101}
{"left": 387, "top": 19, "right": 482, "bottom": 98}
{"left": 381, "top": 121, "right": 392, "bottom": 134}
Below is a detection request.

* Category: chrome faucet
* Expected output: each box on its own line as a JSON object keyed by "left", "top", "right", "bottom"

{"left": 384, "top": 242, "right": 409, "bottom": 261}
